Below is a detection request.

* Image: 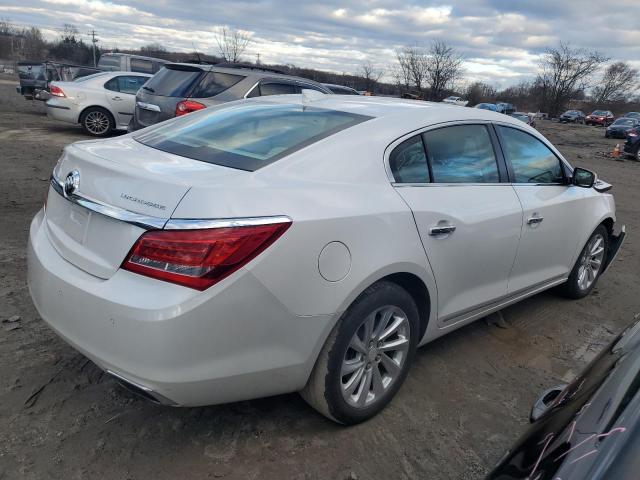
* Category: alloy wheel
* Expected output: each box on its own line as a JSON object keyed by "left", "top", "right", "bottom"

{"left": 577, "top": 233, "right": 605, "bottom": 291}
{"left": 85, "top": 111, "right": 110, "bottom": 135}
{"left": 340, "top": 305, "right": 410, "bottom": 408}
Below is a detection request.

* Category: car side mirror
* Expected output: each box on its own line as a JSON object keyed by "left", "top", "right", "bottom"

{"left": 572, "top": 167, "right": 595, "bottom": 188}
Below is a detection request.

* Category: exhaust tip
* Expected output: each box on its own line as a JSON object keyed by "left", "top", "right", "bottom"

{"left": 106, "top": 370, "right": 178, "bottom": 406}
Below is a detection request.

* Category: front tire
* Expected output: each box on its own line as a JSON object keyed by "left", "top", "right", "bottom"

{"left": 301, "top": 281, "right": 420, "bottom": 424}
{"left": 558, "top": 226, "right": 608, "bottom": 299}
{"left": 80, "top": 107, "right": 115, "bottom": 137}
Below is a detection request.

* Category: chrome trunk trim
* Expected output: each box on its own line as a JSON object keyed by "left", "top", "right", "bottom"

{"left": 51, "top": 173, "right": 292, "bottom": 231}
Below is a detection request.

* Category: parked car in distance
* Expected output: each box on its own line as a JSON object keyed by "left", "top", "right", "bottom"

{"left": 510, "top": 112, "right": 536, "bottom": 128}
{"left": 486, "top": 317, "right": 640, "bottom": 480}
{"left": 474, "top": 102, "right": 497, "bottom": 111}
{"left": 97, "top": 53, "right": 169, "bottom": 74}
{"left": 605, "top": 117, "right": 639, "bottom": 138}
{"left": 496, "top": 102, "right": 516, "bottom": 115}
{"left": 322, "top": 83, "right": 360, "bottom": 95}
{"left": 559, "top": 110, "right": 586, "bottom": 123}
{"left": 585, "top": 110, "right": 614, "bottom": 126}
{"left": 46, "top": 71, "right": 152, "bottom": 136}
{"left": 622, "top": 111, "right": 640, "bottom": 120}
{"left": 623, "top": 127, "right": 640, "bottom": 160}
{"left": 28, "top": 96, "right": 624, "bottom": 425}
{"left": 129, "top": 63, "right": 331, "bottom": 131}
{"left": 441, "top": 96, "right": 468, "bottom": 106}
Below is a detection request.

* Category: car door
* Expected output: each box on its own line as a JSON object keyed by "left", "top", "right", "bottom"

{"left": 390, "top": 123, "right": 523, "bottom": 324}
{"left": 104, "top": 76, "right": 149, "bottom": 127}
{"left": 495, "top": 125, "right": 589, "bottom": 293}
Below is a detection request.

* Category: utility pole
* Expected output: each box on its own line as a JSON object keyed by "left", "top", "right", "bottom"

{"left": 256, "top": 52, "right": 260, "bottom": 65}
{"left": 88, "top": 30, "right": 98, "bottom": 67}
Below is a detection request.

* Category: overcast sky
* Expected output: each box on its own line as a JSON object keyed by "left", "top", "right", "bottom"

{"left": 2, "top": 0, "right": 639, "bottom": 87}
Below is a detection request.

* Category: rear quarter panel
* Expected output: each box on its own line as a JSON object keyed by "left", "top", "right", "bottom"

{"left": 170, "top": 123, "right": 439, "bottom": 342}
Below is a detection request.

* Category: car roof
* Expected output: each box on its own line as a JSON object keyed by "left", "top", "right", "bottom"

{"left": 167, "top": 62, "right": 324, "bottom": 84}
{"left": 322, "top": 83, "right": 357, "bottom": 89}
{"left": 251, "top": 95, "right": 527, "bottom": 133}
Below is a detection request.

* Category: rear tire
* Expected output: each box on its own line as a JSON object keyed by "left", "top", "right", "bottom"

{"left": 558, "top": 225, "right": 608, "bottom": 299}
{"left": 300, "top": 281, "right": 419, "bottom": 424}
{"left": 80, "top": 107, "right": 115, "bottom": 137}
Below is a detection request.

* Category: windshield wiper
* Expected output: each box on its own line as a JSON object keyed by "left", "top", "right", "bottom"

{"left": 142, "top": 86, "right": 155, "bottom": 93}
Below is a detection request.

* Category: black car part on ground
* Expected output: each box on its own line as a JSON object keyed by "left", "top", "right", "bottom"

{"left": 486, "top": 312, "right": 639, "bottom": 480}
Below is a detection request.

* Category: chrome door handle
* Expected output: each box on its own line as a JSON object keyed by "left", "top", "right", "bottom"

{"left": 429, "top": 225, "right": 456, "bottom": 236}
{"left": 527, "top": 216, "right": 544, "bottom": 225}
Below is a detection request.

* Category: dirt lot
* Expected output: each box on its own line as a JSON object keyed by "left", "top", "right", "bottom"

{"left": 0, "top": 72, "right": 638, "bottom": 480}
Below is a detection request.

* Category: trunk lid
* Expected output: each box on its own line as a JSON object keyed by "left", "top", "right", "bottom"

{"left": 46, "top": 136, "right": 244, "bottom": 279}
{"left": 134, "top": 64, "right": 204, "bottom": 128}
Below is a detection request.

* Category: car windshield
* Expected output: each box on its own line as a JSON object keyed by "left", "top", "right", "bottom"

{"left": 511, "top": 114, "right": 528, "bottom": 121}
{"left": 135, "top": 102, "right": 372, "bottom": 171}
{"left": 625, "top": 112, "right": 640, "bottom": 118}
{"left": 563, "top": 110, "right": 577, "bottom": 115}
{"left": 592, "top": 110, "right": 608, "bottom": 115}
{"left": 613, "top": 118, "right": 634, "bottom": 126}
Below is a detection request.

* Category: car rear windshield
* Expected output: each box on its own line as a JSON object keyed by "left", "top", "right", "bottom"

{"left": 142, "top": 66, "right": 203, "bottom": 97}
{"left": 614, "top": 118, "right": 634, "bottom": 125}
{"left": 134, "top": 102, "right": 372, "bottom": 171}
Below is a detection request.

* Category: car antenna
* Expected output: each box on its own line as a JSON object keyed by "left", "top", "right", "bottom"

{"left": 191, "top": 42, "right": 203, "bottom": 63}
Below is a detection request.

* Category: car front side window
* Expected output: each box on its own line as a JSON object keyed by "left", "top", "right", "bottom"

{"left": 497, "top": 126, "right": 564, "bottom": 184}
{"left": 422, "top": 124, "right": 500, "bottom": 183}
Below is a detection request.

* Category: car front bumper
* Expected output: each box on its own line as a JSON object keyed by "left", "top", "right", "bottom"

{"left": 27, "top": 209, "right": 333, "bottom": 406}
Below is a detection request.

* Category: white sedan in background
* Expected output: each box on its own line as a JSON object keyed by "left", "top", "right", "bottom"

{"left": 46, "top": 71, "right": 152, "bottom": 137}
{"left": 441, "top": 95, "right": 469, "bottom": 106}
{"left": 28, "top": 95, "right": 624, "bottom": 424}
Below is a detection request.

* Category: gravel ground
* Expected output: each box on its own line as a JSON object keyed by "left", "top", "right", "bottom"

{"left": 0, "top": 73, "right": 638, "bottom": 480}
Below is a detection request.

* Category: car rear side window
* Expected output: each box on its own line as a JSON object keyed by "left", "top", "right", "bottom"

{"left": 389, "top": 136, "right": 429, "bottom": 183}
{"left": 258, "top": 83, "right": 297, "bottom": 96}
{"left": 135, "top": 103, "right": 372, "bottom": 171}
{"left": 423, "top": 125, "right": 500, "bottom": 183}
{"left": 191, "top": 72, "right": 244, "bottom": 98}
{"left": 105, "top": 76, "right": 148, "bottom": 94}
{"left": 497, "top": 126, "right": 564, "bottom": 184}
{"left": 130, "top": 59, "right": 154, "bottom": 74}
{"left": 142, "top": 67, "right": 203, "bottom": 97}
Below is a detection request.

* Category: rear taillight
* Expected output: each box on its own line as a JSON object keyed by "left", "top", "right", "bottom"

{"left": 50, "top": 85, "right": 65, "bottom": 97}
{"left": 175, "top": 100, "right": 206, "bottom": 117}
{"left": 121, "top": 222, "right": 291, "bottom": 290}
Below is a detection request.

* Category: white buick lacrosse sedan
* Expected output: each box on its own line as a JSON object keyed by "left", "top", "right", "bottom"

{"left": 28, "top": 94, "right": 625, "bottom": 424}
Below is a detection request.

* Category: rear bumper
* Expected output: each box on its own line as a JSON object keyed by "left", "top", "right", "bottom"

{"left": 27, "top": 209, "right": 332, "bottom": 406}
{"left": 602, "top": 225, "right": 626, "bottom": 274}
{"left": 46, "top": 100, "right": 79, "bottom": 124}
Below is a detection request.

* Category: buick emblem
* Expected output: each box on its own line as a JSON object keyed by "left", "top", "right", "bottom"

{"left": 63, "top": 170, "right": 80, "bottom": 197}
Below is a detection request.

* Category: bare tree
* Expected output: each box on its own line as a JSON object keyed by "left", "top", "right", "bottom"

{"left": 216, "top": 26, "right": 250, "bottom": 63}
{"left": 536, "top": 42, "right": 607, "bottom": 116}
{"left": 592, "top": 62, "right": 638, "bottom": 103}
{"left": 424, "top": 40, "right": 464, "bottom": 101}
{"left": 396, "top": 46, "right": 428, "bottom": 92}
{"left": 465, "top": 81, "right": 496, "bottom": 106}
{"left": 140, "top": 42, "right": 167, "bottom": 55}
{"left": 358, "top": 61, "right": 383, "bottom": 91}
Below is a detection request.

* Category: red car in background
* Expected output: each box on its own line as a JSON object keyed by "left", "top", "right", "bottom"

{"left": 585, "top": 109, "right": 615, "bottom": 126}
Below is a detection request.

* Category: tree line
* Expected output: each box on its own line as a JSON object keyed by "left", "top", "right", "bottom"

{"left": 1, "top": 21, "right": 638, "bottom": 116}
